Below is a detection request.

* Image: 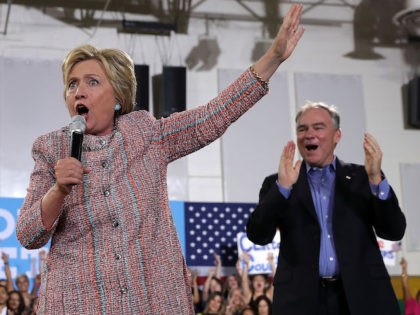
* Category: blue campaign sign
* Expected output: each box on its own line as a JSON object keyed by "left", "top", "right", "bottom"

{"left": 0, "top": 197, "right": 48, "bottom": 285}
{"left": 170, "top": 200, "right": 186, "bottom": 257}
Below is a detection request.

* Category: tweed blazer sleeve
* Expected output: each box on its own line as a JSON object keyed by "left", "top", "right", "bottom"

{"left": 17, "top": 131, "right": 67, "bottom": 249}
{"left": 148, "top": 69, "right": 268, "bottom": 163}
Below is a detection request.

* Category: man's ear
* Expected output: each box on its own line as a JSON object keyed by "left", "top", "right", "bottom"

{"left": 334, "top": 128, "right": 342, "bottom": 145}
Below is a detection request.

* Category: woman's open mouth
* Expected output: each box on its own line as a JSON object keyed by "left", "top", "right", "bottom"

{"left": 76, "top": 104, "right": 89, "bottom": 115}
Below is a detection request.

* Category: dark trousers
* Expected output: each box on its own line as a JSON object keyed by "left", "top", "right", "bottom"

{"left": 319, "top": 277, "right": 351, "bottom": 315}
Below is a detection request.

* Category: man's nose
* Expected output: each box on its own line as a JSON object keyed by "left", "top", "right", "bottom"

{"left": 304, "top": 129, "right": 315, "bottom": 138}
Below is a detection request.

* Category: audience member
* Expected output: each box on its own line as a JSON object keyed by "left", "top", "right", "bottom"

{"left": 0, "top": 285, "right": 9, "bottom": 315}
{"left": 254, "top": 295, "right": 272, "bottom": 315}
{"left": 202, "top": 254, "right": 223, "bottom": 305}
{"left": 188, "top": 268, "right": 203, "bottom": 314}
{"left": 223, "top": 273, "right": 242, "bottom": 299}
{"left": 202, "top": 273, "right": 223, "bottom": 310}
{"left": 400, "top": 257, "right": 420, "bottom": 315}
{"left": 1, "top": 254, "right": 14, "bottom": 294}
{"left": 14, "top": 276, "right": 32, "bottom": 312}
{"left": 6, "top": 291, "right": 27, "bottom": 315}
{"left": 225, "top": 287, "right": 247, "bottom": 315}
{"left": 240, "top": 306, "right": 256, "bottom": 315}
{"left": 240, "top": 252, "right": 273, "bottom": 310}
{"left": 197, "top": 291, "right": 225, "bottom": 315}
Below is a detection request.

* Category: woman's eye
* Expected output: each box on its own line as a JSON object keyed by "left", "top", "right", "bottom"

{"left": 89, "top": 78, "right": 99, "bottom": 86}
{"left": 68, "top": 81, "right": 77, "bottom": 89}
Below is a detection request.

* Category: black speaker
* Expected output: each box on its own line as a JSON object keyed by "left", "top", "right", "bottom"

{"left": 153, "top": 66, "right": 186, "bottom": 118}
{"left": 134, "top": 64, "right": 149, "bottom": 111}
{"left": 408, "top": 76, "right": 420, "bottom": 128}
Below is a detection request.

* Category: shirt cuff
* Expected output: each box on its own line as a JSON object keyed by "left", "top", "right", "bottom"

{"left": 276, "top": 180, "right": 291, "bottom": 199}
{"left": 369, "top": 178, "right": 390, "bottom": 200}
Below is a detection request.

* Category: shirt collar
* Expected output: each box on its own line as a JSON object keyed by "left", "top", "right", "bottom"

{"left": 305, "top": 156, "right": 337, "bottom": 174}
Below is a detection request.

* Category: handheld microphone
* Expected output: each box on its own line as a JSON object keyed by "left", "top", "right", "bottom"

{"left": 69, "top": 115, "right": 86, "bottom": 161}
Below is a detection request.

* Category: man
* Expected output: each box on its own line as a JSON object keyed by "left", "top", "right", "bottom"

{"left": 246, "top": 101, "right": 406, "bottom": 315}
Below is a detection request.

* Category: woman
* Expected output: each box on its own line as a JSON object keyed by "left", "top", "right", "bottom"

{"left": 14, "top": 276, "right": 31, "bottom": 313}
{"left": 188, "top": 268, "right": 203, "bottom": 313}
{"left": 0, "top": 285, "right": 9, "bottom": 315}
{"left": 6, "top": 291, "right": 26, "bottom": 315}
{"left": 254, "top": 295, "right": 272, "bottom": 315}
{"left": 240, "top": 307, "right": 256, "bottom": 315}
{"left": 225, "top": 287, "right": 247, "bottom": 315}
{"left": 16, "top": 4, "right": 303, "bottom": 314}
{"left": 223, "top": 273, "right": 242, "bottom": 299}
{"left": 241, "top": 253, "right": 273, "bottom": 309}
{"left": 197, "top": 291, "right": 225, "bottom": 315}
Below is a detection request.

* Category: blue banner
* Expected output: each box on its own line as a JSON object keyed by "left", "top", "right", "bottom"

{"left": 0, "top": 197, "right": 47, "bottom": 287}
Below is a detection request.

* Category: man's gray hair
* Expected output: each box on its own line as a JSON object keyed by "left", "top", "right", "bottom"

{"left": 295, "top": 101, "right": 340, "bottom": 130}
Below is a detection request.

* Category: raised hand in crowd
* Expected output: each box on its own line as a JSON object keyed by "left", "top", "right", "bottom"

{"left": 202, "top": 267, "right": 223, "bottom": 306}
{"left": 187, "top": 268, "right": 202, "bottom": 313}
{"left": 213, "top": 253, "right": 222, "bottom": 279}
{"left": 266, "top": 252, "right": 276, "bottom": 278}
{"left": 400, "top": 257, "right": 420, "bottom": 315}
{"left": 1, "top": 252, "right": 14, "bottom": 293}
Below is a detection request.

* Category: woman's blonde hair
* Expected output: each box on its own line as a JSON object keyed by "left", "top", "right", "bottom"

{"left": 62, "top": 44, "right": 137, "bottom": 115}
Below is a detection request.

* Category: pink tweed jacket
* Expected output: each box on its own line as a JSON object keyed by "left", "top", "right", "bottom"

{"left": 16, "top": 70, "right": 267, "bottom": 314}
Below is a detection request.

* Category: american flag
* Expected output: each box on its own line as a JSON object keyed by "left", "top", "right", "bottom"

{"left": 184, "top": 202, "right": 256, "bottom": 277}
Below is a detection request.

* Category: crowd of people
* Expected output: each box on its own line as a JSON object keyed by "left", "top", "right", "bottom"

{"left": 0, "top": 252, "right": 43, "bottom": 315}
{"left": 187, "top": 253, "right": 420, "bottom": 315}
{"left": 190, "top": 253, "right": 275, "bottom": 315}
{"left": 2, "top": 248, "right": 419, "bottom": 315}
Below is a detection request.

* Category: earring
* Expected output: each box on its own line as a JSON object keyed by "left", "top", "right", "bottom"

{"left": 114, "top": 103, "right": 121, "bottom": 111}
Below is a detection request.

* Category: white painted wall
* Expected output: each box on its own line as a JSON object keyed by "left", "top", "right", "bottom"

{"left": 1, "top": 3, "right": 419, "bottom": 275}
